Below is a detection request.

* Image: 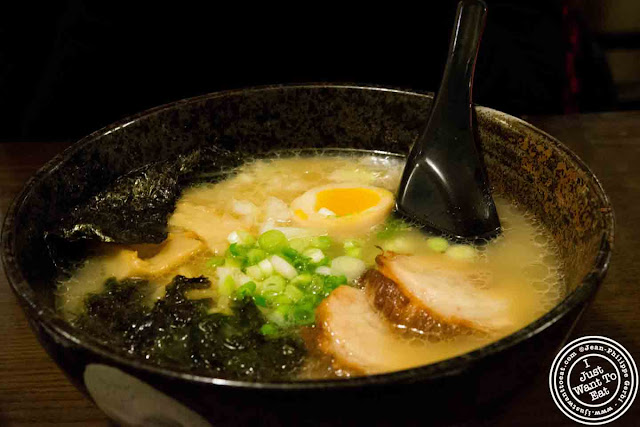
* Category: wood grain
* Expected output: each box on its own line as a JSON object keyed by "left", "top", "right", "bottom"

{"left": 1, "top": 112, "right": 639, "bottom": 426}
{"left": 0, "top": 142, "right": 111, "bottom": 426}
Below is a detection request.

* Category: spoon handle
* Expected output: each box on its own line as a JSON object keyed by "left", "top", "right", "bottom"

{"left": 397, "top": 0, "right": 500, "bottom": 241}
{"left": 435, "top": 0, "right": 486, "bottom": 130}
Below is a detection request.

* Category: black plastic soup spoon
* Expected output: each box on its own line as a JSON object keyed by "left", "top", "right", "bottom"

{"left": 396, "top": 0, "right": 501, "bottom": 242}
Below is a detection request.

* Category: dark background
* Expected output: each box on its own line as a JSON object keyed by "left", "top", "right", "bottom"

{"left": 0, "top": 1, "right": 623, "bottom": 142}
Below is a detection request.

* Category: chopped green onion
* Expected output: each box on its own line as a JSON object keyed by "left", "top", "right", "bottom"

{"left": 273, "top": 294, "right": 293, "bottom": 305}
{"left": 253, "top": 295, "right": 267, "bottom": 307}
{"left": 308, "top": 275, "right": 326, "bottom": 296}
{"left": 380, "top": 237, "right": 415, "bottom": 253}
{"left": 270, "top": 255, "right": 298, "bottom": 279}
{"left": 235, "top": 272, "right": 252, "bottom": 286}
{"left": 228, "top": 243, "right": 246, "bottom": 257}
{"left": 315, "top": 266, "right": 331, "bottom": 276}
{"left": 291, "top": 304, "right": 315, "bottom": 325}
{"left": 290, "top": 273, "right": 313, "bottom": 288}
{"left": 213, "top": 223, "right": 377, "bottom": 335}
{"left": 219, "top": 275, "right": 236, "bottom": 297}
{"left": 227, "top": 231, "right": 240, "bottom": 244}
{"left": 266, "top": 310, "right": 287, "bottom": 326}
{"left": 445, "top": 244, "right": 477, "bottom": 260}
{"left": 281, "top": 247, "right": 300, "bottom": 260}
{"left": 275, "top": 304, "right": 292, "bottom": 316}
{"left": 345, "top": 247, "right": 361, "bottom": 258}
{"left": 280, "top": 247, "right": 315, "bottom": 272}
{"left": 284, "top": 285, "right": 304, "bottom": 302}
{"left": 245, "top": 265, "right": 264, "bottom": 280}
{"left": 224, "top": 257, "right": 243, "bottom": 268}
{"left": 296, "top": 294, "right": 316, "bottom": 307}
{"left": 303, "top": 248, "right": 325, "bottom": 263}
{"left": 376, "top": 217, "right": 412, "bottom": 240}
{"left": 258, "top": 259, "right": 274, "bottom": 276}
{"left": 289, "top": 237, "right": 311, "bottom": 253}
{"left": 324, "top": 274, "right": 347, "bottom": 290}
{"left": 261, "top": 275, "right": 286, "bottom": 294}
{"left": 260, "top": 323, "right": 278, "bottom": 336}
{"left": 310, "top": 236, "right": 332, "bottom": 250}
{"left": 206, "top": 256, "right": 225, "bottom": 268}
{"left": 343, "top": 239, "right": 362, "bottom": 258}
{"left": 227, "top": 230, "right": 255, "bottom": 246}
{"left": 427, "top": 237, "right": 449, "bottom": 253}
{"left": 258, "top": 229, "right": 288, "bottom": 252}
{"left": 237, "top": 230, "right": 256, "bottom": 246}
{"left": 235, "top": 281, "right": 257, "bottom": 299}
{"left": 247, "top": 248, "right": 267, "bottom": 265}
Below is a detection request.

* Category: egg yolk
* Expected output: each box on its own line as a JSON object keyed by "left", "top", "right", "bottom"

{"left": 314, "top": 188, "right": 381, "bottom": 216}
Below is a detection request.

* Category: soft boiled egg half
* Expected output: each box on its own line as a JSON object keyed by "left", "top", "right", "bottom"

{"left": 290, "top": 183, "right": 394, "bottom": 237}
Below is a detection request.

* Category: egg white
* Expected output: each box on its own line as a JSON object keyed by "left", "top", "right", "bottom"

{"left": 290, "top": 183, "right": 394, "bottom": 238}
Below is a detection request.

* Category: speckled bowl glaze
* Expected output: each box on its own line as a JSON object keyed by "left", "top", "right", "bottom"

{"left": 2, "top": 85, "right": 613, "bottom": 426}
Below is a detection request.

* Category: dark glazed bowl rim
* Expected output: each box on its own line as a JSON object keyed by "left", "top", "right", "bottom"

{"left": 1, "top": 83, "right": 615, "bottom": 390}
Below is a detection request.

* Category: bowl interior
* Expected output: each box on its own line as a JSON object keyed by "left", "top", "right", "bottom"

{"left": 2, "top": 84, "right": 613, "bottom": 382}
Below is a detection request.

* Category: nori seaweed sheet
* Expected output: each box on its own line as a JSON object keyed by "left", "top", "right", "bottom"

{"left": 74, "top": 275, "right": 306, "bottom": 381}
{"left": 51, "top": 146, "right": 242, "bottom": 245}
{"left": 45, "top": 146, "right": 242, "bottom": 270}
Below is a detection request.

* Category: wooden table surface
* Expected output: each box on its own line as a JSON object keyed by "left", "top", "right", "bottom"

{"left": 0, "top": 112, "right": 639, "bottom": 426}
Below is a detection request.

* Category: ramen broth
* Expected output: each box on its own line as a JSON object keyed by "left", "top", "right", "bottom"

{"left": 57, "top": 153, "right": 564, "bottom": 379}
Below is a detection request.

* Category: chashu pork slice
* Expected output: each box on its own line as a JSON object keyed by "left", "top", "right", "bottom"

{"left": 314, "top": 285, "right": 431, "bottom": 375}
{"left": 366, "top": 253, "right": 512, "bottom": 334}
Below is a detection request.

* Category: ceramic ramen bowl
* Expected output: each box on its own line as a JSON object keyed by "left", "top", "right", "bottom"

{"left": 2, "top": 84, "right": 614, "bottom": 426}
